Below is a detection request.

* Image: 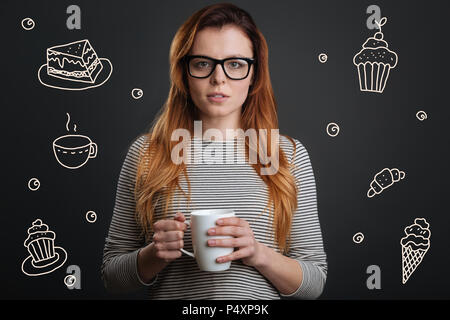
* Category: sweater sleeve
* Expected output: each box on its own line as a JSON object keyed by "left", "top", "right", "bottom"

{"left": 280, "top": 138, "right": 328, "bottom": 300}
{"left": 101, "top": 135, "right": 156, "bottom": 293}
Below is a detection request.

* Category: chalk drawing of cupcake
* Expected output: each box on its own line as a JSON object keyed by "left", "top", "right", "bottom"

{"left": 353, "top": 17, "right": 398, "bottom": 93}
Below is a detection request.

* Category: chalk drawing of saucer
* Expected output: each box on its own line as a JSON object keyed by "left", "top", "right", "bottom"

{"left": 21, "top": 247, "right": 67, "bottom": 276}
{"left": 38, "top": 58, "right": 112, "bottom": 90}
{"left": 37, "top": 39, "right": 112, "bottom": 91}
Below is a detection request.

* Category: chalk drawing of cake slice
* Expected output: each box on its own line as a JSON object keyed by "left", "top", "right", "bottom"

{"left": 38, "top": 39, "right": 112, "bottom": 90}
{"left": 353, "top": 17, "right": 398, "bottom": 93}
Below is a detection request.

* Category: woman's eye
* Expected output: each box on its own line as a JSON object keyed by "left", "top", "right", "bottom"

{"left": 228, "top": 61, "right": 242, "bottom": 69}
{"left": 195, "top": 61, "right": 210, "bottom": 68}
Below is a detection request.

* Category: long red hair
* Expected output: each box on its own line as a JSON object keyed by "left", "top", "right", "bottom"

{"left": 135, "top": 3, "right": 298, "bottom": 254}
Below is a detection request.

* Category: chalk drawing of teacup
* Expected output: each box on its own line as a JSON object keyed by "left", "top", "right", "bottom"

{"left": 53, "top": 134, "right": 97, "bottom": 169}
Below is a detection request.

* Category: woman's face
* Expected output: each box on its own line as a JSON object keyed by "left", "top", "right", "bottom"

{"left": 187, "top": 24, "right": 254, "bottom": 121}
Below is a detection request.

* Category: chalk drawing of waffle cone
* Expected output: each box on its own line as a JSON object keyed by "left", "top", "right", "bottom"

{"left": 38, "top": 39, "right": 112, "bottom": 90}
{"left": 353, "top": 17, "right": 398, "bottom": 93}
{"left": 400, "top": 218, "right": 431, "bottom": 284}
{"left": 367, "top": 167, "right": 405, "bottom": 198}
{"left": 21, "top": 219, "right": 67, "bottom": 276}
{"left": 53, "top": 113, "right": 98, "bottom": 169}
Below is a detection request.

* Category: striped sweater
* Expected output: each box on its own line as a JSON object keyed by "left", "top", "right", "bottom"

{"left": 101, "top": 134, "right": 327, "bottom": 299}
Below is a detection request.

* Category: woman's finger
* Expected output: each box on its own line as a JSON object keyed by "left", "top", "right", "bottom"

{"left": 174, "top": 212, "right": 186, "bottom": 222}
{"left": 207, "top": 236, "right": 253, "bottom": 248}
{"left": 154, "top": 219, "right": 187, "bottom": 232}
{"left": 154, "top": 239, "right": 184, "bottom": 251}
{"left": 154, "top": 249, "right": 182, "bottom": 262}
{"left": 153, "top": 230, "right": 184, "bottom": 242}
{"left": 216, "top": 246, "right": 253, "bottom": 263}
{"left": 208, "top": 226, "right": 247, "bottom": 237}
{"left": 216, "top": 217, "right": 248, "bottom": 227}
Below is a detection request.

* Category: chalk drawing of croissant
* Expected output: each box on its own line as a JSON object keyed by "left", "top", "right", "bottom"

{"left": 367, "top": 167, "right": 405, "bottom": 198}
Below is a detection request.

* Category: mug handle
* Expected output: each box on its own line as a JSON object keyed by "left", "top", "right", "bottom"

{"left": 179, "top": 220, "right": 195, "bottom": 258}
{"left": 89, "top": 142, "right": 98, "bottom": 158}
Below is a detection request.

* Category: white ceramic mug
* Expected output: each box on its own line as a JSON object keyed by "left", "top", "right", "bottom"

{"left": 180, "top": 209, "right": 235, "bottom": 272}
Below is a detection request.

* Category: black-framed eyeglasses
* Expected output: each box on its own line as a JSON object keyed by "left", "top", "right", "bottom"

{"left": 184, "top": 55, "right": 255, "bottom": 80}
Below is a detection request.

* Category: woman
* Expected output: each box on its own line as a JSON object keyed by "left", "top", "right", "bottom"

{"left": 101, "top": 3, "right": 327, "bottom": 300}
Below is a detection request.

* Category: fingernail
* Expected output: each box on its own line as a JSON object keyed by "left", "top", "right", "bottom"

{"left": 209, "top": 228, "right": 216, "bottom": 235}
{"left": 217, "top": 219, "right": 223, "bottom": 225}
{"left": 217, "top": 257, "right": 224, "bottom": 263}
{"left": 208, "top": 239, "right": 216, "bottom": 246}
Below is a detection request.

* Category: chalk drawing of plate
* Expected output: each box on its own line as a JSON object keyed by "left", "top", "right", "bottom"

{"left": 22, "top": 247, "right": 67, "bottom": 276}
{"left": 38, "top": 58, "right": 112, "bottom": 90}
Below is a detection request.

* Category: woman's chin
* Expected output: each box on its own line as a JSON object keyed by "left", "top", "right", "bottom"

{"left": 201, "top": 105, "right": 240, "bottom": 118}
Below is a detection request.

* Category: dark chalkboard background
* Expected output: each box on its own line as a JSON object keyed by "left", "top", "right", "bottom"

{"left": 1, "top": 0, "right": 448, "bottom": 300}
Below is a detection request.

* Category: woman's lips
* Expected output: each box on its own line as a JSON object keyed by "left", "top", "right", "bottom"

{"left": 207, "top": 95, "right": 229, "bottom": 103}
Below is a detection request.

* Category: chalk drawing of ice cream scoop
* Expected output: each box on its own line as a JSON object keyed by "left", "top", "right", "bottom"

{"left": 367, "top": 167, "right": 405, "bottom": 198}
{"left": 53, "top": 113, "right": 98, "bottom": 169}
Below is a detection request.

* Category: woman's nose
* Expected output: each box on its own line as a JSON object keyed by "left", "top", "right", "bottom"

{"left": 210, "top": 64, "right": 227, "bottom": 84}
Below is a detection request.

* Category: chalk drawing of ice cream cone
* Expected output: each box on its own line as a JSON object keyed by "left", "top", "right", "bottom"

{"left": 21, "top": 219, "right": 67, "bottom": 276}
{"left": 367, "top": 167, "right": 405, "bottom": 198}
{"left": 38, "top": 39, "right": 112, "bottom": 90}
{"left": 400, "top": 218, "right": 431, "bottom": 284}
{"left": 353, "top": 17, "right": 398, "bottom": 93}
{"left": 53, "top": 113, "right": 97, "bottom": 169}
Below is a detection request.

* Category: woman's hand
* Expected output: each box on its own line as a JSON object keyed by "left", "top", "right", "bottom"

{"left": 207, "top": 217, "right": 265, "bottom": 267}
{"left": 151, "top": 212, "right": 188, "bottom": 263}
